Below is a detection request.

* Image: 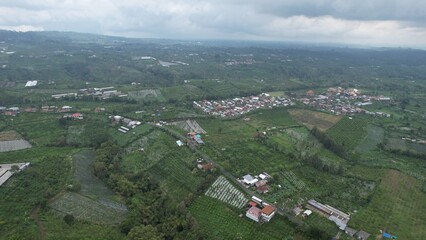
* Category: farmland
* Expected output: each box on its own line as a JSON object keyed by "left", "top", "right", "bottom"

{"left": 189, "top": 196, "right": 297, "bottom": 240}
{"left": 326, "top": 117, "right": 368, "bottom": 151}
{"left": 49, "top": 150, "right": 127, "bottom": 224}
{"left": 288, "top": 109, "right": 342, "bottom": 131}
{"left": 1, "top": 31, "right": 426, "bottom": 239}
{"left": 349, "top": 170, "right": 426, "bottom": 239}
{"left": 205, "top": 176, "right": 248, "bottom": 208}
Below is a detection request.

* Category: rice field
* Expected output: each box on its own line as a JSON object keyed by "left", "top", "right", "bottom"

{"left": 288, "top": 109, "right": 342, "bottom": 131}
{"left": 205, "top": 176, "right": 248, "bottom": 208}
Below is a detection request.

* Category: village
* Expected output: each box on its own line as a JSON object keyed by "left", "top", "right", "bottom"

{"left": 295, "top": 87, "right": 392, "bottom": 117}
{"left": 194, "top": 93, "right": 294, "bottom": 117}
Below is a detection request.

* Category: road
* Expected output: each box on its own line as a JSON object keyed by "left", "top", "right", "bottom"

{"left": 149, "top": 123, "right": 305, "bottom": 226}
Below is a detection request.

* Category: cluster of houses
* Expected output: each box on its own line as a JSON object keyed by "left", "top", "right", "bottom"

{"left": 52, "top": 86, "right": 127, "bottom": 100}
{"left": 0, "top": 105, "right": 87, "bottom": 116}
{"left": 194, "top": 93, "right": 294, "bottom": 118}
{"left": 187, "top": 132, "right": 204, "bottom": 145}
{"left": 297, "top": 87, "right": 392, "bottom": 116}
{"left": 110, "top": 115, "right": 141, "bottom": 134}
{"left": 238, "top": 172, "right": 272, "bottom": 194}
{"left": 245, "top": 196, "right": 277, "bottom": 223}
{"left": 306, "top": 199, "right": 371, "bottom": 240}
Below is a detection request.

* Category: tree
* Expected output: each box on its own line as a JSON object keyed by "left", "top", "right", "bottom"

{"left": 63, "top": 214, "right": 75, "bottom": 225}
{"left": 128, "top": 225, "right": 162, "bottom": 240}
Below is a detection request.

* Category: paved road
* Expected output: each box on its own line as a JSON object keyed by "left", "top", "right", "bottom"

{"left": 149, "top": 123, "right": 304, "bottom": 226}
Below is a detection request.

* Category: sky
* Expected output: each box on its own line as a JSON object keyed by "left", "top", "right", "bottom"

{"left": 1, "top": 0, "right": 426, "bottom": 48}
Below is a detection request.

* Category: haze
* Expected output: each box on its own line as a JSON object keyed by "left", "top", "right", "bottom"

{"left": 1, "top": 0, "right": 426, "bottom": 48}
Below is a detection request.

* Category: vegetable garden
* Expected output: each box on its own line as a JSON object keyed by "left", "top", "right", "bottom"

{"left": 205, "top": 176, "right": 247, "bottom": 208}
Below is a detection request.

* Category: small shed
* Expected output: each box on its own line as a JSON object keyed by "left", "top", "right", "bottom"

{"left": 356, "top": 230, "right": 371, "bottom": 240}
{"left": 344, "top": 227, "right": 358, "bottom": 237}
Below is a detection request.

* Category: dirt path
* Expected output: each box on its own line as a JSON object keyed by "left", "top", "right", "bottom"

{"left": 31, "top": 207, "right": 46, "bottom": 240}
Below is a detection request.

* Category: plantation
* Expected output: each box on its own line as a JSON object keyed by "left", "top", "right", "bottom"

{"left": 205, "top": 176, "right": 248, "bottom": 208}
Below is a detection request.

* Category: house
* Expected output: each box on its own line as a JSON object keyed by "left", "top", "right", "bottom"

{"left": 356, "top": 230, "right": 371, "bottom": 240}
{"left": 71, "top": 113, "right": 83, "bottom": 120}
{"left": 344, "top": 227, "right": 357, "bottom": 237}
{"left": 292, "top": 206, "right": 303, "bottom": 216}
{"left": 258, "top": 172, "right": 271, "bottom": 180}
{"left": 261, "top": 205, "right": 276, "bottom": 222}
{"left": 242, "top": 174, "right": 258, "bottom": 185}
{"left": 176, "top": 140, "right": 184, "bottom": 147}
{"left": 255, "top": 179, "right": 268, "bottom": 187}
{"left": 256, "top": 185, "right": 270, "bottom": 194}
{"left": 303, "top": 209, "right": 312, "bottom": 217}
{"left": 197, "top": 162, "right": 213, "bottom": 171}
{"left": 246, "top": 206, "right": 262, "bottom": 222}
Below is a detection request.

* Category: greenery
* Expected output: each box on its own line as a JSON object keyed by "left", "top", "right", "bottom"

{"left": 1, "top": 31, "right": 426, "bottom": 240}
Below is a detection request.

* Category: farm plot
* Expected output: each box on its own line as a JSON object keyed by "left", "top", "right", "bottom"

{"left": 49, "top": 192, "right": 127, "bottom": 225}
{"left": 0, "top": 81, "right": 16, "bottom": 88}
{"left": 49, "top": 149, "right": 128, "bottom": 224}
{"left": 326, "top": 117, "right": 368, "bottom": 151}
{"left": 0, "top": 130, "right": 22, "bottom": 141}
{"left": 171, "top": 119, "right": 207, "bottom": 133}
{"left": 189, "top": 196, "right": 295, "bottom": 240}
{"left": 0, "top": 139, "right": 32, "bottom": 152}
{"left": 267, "top": 170, "right": 307, "bottom": 206}
{"left": 149, "top": 153, "right": 202, "bottom": 202}
{"left": 288, "top": 109, "right": 342, "bottom": 131}
{"left": 355, "top": 124, "right": 385, "bottom": 153}
{"left": 128, "top": 89, "right": 165, "bottom": 101}
{"left": 350, "top": 170, "right": 426, "bottom": 239}
{"left": 205, "top": 176, "right": 248, "bottom": 208}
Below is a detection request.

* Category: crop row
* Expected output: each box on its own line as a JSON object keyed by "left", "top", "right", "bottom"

{"left": 205, "top": 176, "right": 248, "bottom": 208}
{"left": 281, "top": 170, "right": 306, "bottom": 190}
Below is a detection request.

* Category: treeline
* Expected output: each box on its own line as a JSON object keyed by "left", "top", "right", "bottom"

{"left": 93, "top": 141, "right": 206, "bottom": 240}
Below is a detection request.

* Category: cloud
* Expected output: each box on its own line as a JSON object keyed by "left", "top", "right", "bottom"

{"left": 0, "top": 25, "right": 44, "bottom": 32}
{"left": 0, "top": 0, "right": 425, "bottom": 48}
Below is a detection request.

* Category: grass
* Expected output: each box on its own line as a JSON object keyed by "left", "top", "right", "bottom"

{"left": 288, "top": 109, "right": 342, "bottom": 131}
{"left": 350, "top": 170, "right": 426, "bottom": 239}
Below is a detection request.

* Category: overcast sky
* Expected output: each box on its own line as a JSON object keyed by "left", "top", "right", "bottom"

{"left": 1, "top": 0, "right": 426, "bottom": 48}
